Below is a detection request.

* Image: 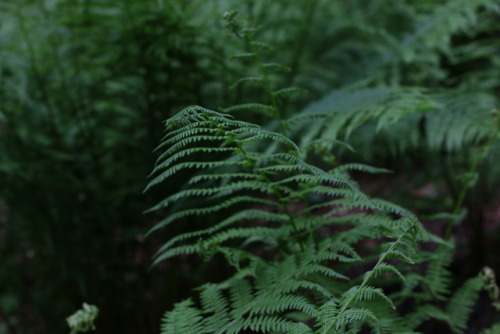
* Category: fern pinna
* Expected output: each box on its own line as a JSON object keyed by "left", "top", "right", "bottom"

{"left": 146, "top": 106, "right": 433, "bottom": 333}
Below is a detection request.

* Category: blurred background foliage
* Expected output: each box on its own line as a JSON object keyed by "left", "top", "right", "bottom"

{"left": 0, "top": 0, "right": 499, "bottom": 333}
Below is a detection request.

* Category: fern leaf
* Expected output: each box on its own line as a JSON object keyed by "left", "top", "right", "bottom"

{"left": 424, "top": 245, "right": 453, "bottom": 301}
{"left": 446, "top": 276, "right": 484, "bottom": 334}
{"left": 342, "top": 286, "right": 395, "bottom": 310}
{"left": 160, "top": 299, "right": 204, "bottom": 334}
{"left": 199, "top": 284, "right": 231, "bottom": 332}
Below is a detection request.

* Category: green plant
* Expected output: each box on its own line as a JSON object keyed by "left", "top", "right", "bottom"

{"left": 148, "top": 106, "right": 497, "bottom": 333}
{"left": 66, "top": 303, "right": 99, "bottom": 334}
{"left": 0, "top": 0, "right": 228, "bottom": 332}
{"left": 149, "top": 106, "right": 425, "bottom": 333}
{"left": 146, "top": 7, "right": 500, "bottom": 333}
{"left": 1, "top": 0, "right": 499, "bottom": 332}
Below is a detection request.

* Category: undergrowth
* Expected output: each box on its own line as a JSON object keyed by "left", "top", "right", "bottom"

{"left": 1, "top": 1, "right": 499, "bottom": 333}
{"left": 146, "top": 8, "right": 500, "bottom": 334}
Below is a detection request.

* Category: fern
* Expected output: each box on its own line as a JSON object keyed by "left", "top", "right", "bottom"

{"left": 161, "top": 299, "right": 204, "bottom": 334}
{"left": 147, "top": 106, "right": 430, "bottom": 334}
{"left": 294, "top": 86, "right": 497, "bottom": 154}
{"left": 148, "top": 105, "right": 492, "bottom": 333}
{"left": 423, "top": 245, "right": 454, "bottom": 302}
{"left": 222, "top": 10, "right": 309, "bottom": 135}
{"left": 446, "top": 277, "right": 484, "bottom": 334}
{"left": 145, "top": 5, "right": 500, "bottom": 333}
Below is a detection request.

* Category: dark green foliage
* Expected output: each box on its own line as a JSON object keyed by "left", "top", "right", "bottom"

{"left": 0, "top": 0, "right": 226, "bottom": 332}
{"left": 2, "top": 0, "right": 500, "bottom": 333}
{"left": 147, "top": 2, "right": 500, "bottom": 333}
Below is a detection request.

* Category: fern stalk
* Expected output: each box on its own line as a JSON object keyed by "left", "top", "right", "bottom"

{"left": 234, "top": 138, "right": 306, "bottom": 250}
{"left": 253, "top": 41, "right": 287, "bottom": 135}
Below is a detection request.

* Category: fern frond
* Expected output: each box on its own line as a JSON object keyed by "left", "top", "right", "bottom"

{"left": 230, "top": 315, "right": 297, "bottom": 333}
{"left": 160, "top": 299, "right": 204, "bottom": 334}
{"left": 424, "top": 245, "right": 454, "bottom": 301}
{"left": 367, "top": 262, "right": 407, "bottom": 285}
{"left": 329, "top": 307, "right": 381, "bottom": 334}
{"left": 249, "top": 294, "right": 317, "bottom": 317}
{"left": 147, "top": 160, "right": 246, "bottom": 190}
{"left": 148, "top": 106, "right": 429, "bottom": 333}
{"left": 446, "top": 276, "right": 484, "bottom": 334}
{"left": 295, "top": 85, "right": 497, "bottom": 155}
{"left": 151, "top": 147, "right": 237, "bottom": 175}
{"left": 147, "top": 196, "right": 278, "bottom": 236}
{"left": 342, "top": 286, "right": 395, "bottom": 310}
{"left": 199, "top": 284, "right": 231, "bottom": 332}
{"left": 289, "top": 323, "right": 315, "bottom": 334}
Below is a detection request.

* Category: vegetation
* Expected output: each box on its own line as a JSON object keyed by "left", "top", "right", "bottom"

{"left": 0, "top": 1, "right": 499, "bottom": 333}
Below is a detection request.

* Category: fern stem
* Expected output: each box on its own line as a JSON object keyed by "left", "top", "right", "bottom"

{"left": 250, "top": 41, "right": 288, "bottom": 135}
{"left": 234, "top": 139, "right": 305, "bottom": 250}
{"left": 283, "top": 205, "right": 305, "bottom": 252}
{"left": 239, "top": 20, "right": 286, "bottom": 135}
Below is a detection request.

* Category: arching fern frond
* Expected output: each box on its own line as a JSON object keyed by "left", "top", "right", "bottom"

{"left": 295, "top": 86, "right": 497, "bottom": 154}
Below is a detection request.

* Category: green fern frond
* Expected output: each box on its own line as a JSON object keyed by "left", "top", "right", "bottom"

{"left": 199, "top": 284, "right": 231, "bottom": 332}
{"left": 146, "top": 196, "right": 266, "bottom": 234}
{"left": 249, "top": 294, "right": 318, "bottom": 317}
{"left": 327, "top": 307, "right": 381, "bottom": 334}
{"left": 149, "top": 103, "right": 431, "bottom": 333}
{"left": 446, "top": 276, "right": 484, "bottom": 334}
{"left": 160, "top": 299, "right": 204, "bottom": 334}
{"left": 151, "top": 147, "right": 237, "bottom": 175}
{"left": 424, "top": 245, "right": 454, "bottom": 301}
{"left": 295, "top": 85, "right": 497, "bottom": 155}
{"left": 229, "top": 315, "right": 297, "bottom": 333}
{"left": 342, "top": 286, "right": 395, "bottom": 310}
{"left": 289, "top": 323, "right": 315, "bottom": 334}
{"left": 160, "top": 242, "right": 365, "bottom": 334}
{"left": 367, "top": 263, "right": 407, "bottom": 285}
